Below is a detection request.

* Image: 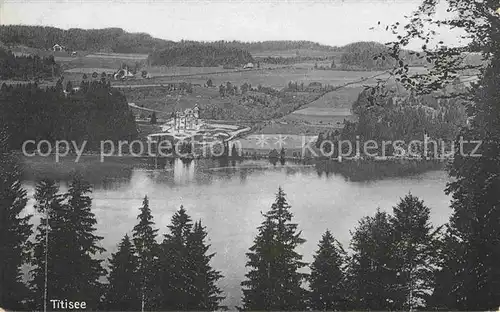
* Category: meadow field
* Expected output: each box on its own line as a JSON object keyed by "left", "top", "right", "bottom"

{"left": 252, "top": 49, "right": 342, "bottom": 58}
{"left": 261, "top": 86, "right": 363, "bottom": 134}
{"left": 123, "top": 86, "right": 223, "bottom": 115}
{"left": 104, "top": 67, "right": 383, "bottom": 91}
{"left": 143, "top": 65, "right": 237, "bottom": 77}
{"left": 65, "top": 67, "right": 117, "bottom": 74}
{"left": 296, "top": 85, "right": 365, "bottom": 111}
{"left": 84, "top": 52, "right": 148, "bottom": 59}
{"left": 56, "top": 52, "right": 148, "bottom": 72}
{"left": 166, "top": 67, "right": 383, "bottom": 89}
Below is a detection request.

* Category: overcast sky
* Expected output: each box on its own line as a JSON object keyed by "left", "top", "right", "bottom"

{"left": 0, "top": 0, "right": 466, "bottom": 48}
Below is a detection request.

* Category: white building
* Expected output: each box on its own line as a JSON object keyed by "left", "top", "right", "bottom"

{"left": 114, "top": 67, "right": 135, "bottom": 80}
{"left": 52, "top": 44, "right": 64, "bottom": 52}
{"left": 173, "top": 104, "right": 201, "bottom": 132}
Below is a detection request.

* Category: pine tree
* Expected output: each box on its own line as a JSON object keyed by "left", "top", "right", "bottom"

{"left": 158, "top": 206, "right": 224, "bottom": 310}
{"left": 348, "top": 209, "right": 398, "bottom": 310}
{"left": 30, "top": 177, "right": 105, "bottom": 310}
{"left": 63, "top": 176, "right": 105, "bottom": 308}
{"left": 186, "top": 221, "right": 224, "bottom": 310}
{"left": 390, "top": 194, "right": 439, "bottom": 310}
{"left": 30, "top": 179, "right": 66, "bottom": 310}
{"left": 133, "top": 196, "right": 160, "bottom": 311}
{"left": 241, "top": 187, "right": 308, "bottom": 310}
{"left": 439, "top": 56, "right": 500, "bottom": 309}
{"left": 158, "top": 205, "right": 193, "bottom": 310}
{"left": 427, "top": 226, "right": 464, "bottom": 310}
{"left": 105, "top": 234, "right": 141, "bottom": 311}
{"left": 309, "top": 230, "right": 349, "bottom": 311}
{"left": 65, "top": 80, "right": 73, "bottom": 93}
{"left": 231, "top": 143, "right": 239, "bottom": 158}
{"left": 0, "top": 129, "right": 32, "bottom": 310}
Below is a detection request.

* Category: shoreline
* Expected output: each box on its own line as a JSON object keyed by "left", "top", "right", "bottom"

{"left": 15, "top": 151, "right": 453, "bottom": 163}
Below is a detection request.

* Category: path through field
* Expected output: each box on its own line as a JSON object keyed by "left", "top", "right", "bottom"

{"left": 259, "top": 71, "right": 390, "bottom": 134}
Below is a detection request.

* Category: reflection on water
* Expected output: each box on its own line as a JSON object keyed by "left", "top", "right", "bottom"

{"left": 21, "top": 155, "right": 447, "bottom": 187}
{"left": 174, "top": 158, "right": 195, "bottom": 184}
{"left": 20, "top": 156, "right": 451, "bottom": 308}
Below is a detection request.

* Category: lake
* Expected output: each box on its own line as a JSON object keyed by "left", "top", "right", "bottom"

{"left": 21, "top": 156, "right": 452, "bottom": 308}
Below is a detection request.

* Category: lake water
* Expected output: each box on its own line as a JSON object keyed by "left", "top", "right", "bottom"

{"left": 21, "top": 157, "right": 452, "bottom": 308}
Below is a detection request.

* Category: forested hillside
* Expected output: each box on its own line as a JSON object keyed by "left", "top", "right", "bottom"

{"left": 1, "top": 26, "right": 466, "bottom": 71}
{"left": 339, "top": 41, "right": 427, "bottom": 70}
{"left": 316, "top": 83, "right": 467, "bottom": 157}
{"left": 0, "top": 48, "right": 60, "bottom": 80}
{"left": 0, "top": 25, "right": 175, "bottom": 53}
{"left": 0, "top": 26, "right": 341, "bottom": 55}
{"left": 0, "top": 80, "right": 137, "bottom": 149}
{"left": 211, "top": 40, "right": 340, "bottom": 52}
{"left": 149, "top": 43, "right": 254, "bottom": 67}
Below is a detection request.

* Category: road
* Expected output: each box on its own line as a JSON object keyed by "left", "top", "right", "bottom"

{"left": 128, "top": 103, "right": 165, "bottom": 113}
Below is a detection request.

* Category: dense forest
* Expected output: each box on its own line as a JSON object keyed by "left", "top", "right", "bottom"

{"left": 208, "top": 40, "right": 340, "bottom": 52}
{"left": 339, "top": 41, "right": 427, "bottom": 70}
{"left": 316, "top": 85, "right": 467, "bottom": 157}
{"left": 255, "top": 55, "right": 332, "bottom": 65}
{"left": 0, "top": 80, "right": 137, "bottom": 149}
{"left": 0, "top": 25, "right": 175, "bottom": 53}
{"left": 0, "top": 48, "right": 60, "bottom": 80}
{"left": 149, "top": 43, "right": 254, "bottom": 67}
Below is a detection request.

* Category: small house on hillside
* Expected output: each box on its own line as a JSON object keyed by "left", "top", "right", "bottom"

{"left": 243, "top": 63, "right": 254, "bottom": 69}
{"left": 52, "top": 44, "right": 65, "bottom": 52}
{"left": 114, "top": 68, "right": 135, "bottom": 80}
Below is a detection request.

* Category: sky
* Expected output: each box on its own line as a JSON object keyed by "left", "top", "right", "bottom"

{"left": 0, "top": 0, "right": 467, "bottom": 48}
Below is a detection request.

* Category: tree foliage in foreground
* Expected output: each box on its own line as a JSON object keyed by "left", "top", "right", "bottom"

{"left": 132, "top": 196, "right": 161, "bottom": 311}
{"left": 241, "top": 187, "right": 308, "bottom": 310}
{"left": 158, "top": 206, "right": 224, "bottom": 310}
{"left": 104, "top": 234, "right": 141, "bottom": 311}
{"left": 0, "top": 129, "right": 32, "bottom": 310}
{"left": 369, "top": 0, "right": 500, "bottom": 309}
{"left": 390, "top": 194, "right": 440, "bottom": 310}
{"left": 348, "top": 209, "right": 398, "bottom": 310}
{"left": 30, "top": 177, "right": 105, "bottom": 310}
{"left": 309, "top": 230, "right": 349, "bottom": 310}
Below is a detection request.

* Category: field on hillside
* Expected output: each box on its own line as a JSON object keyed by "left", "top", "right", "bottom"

{"left": 143, "top": 66, "right": 236, "bottom": 77}
{"left": 65, "top": 67, "right": 117, "bottom": 74}
{"left": 1, "top": 48, "right": 443, "bottom": 137}
{"left": 160, "top": 68, "right": 384, "bottom": 89}
{"left": 122, "top": 84, "right": 323, "bottom": 122}
{"left": 257, "top": 85, "right": 365, "bottom": 134}
{"left": 57, "top": 52, "right": 148, "bottom": 71}
{"left": 258, "top": 114, "right": 357, "bottom": 135}
{"left": 60, "top": 65, "right": 386, "bottom": 91}
{"left": 296, "top": 86, "right": 364, "bottom": 111}
{"left": 123, "top": 86, "right": 222, "bottom": 115}
{"left": 252, "top": 49, "right": 342, "bottom": 58}
{"left": 85, "top": 52, "right": 148, "bottom": 60}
